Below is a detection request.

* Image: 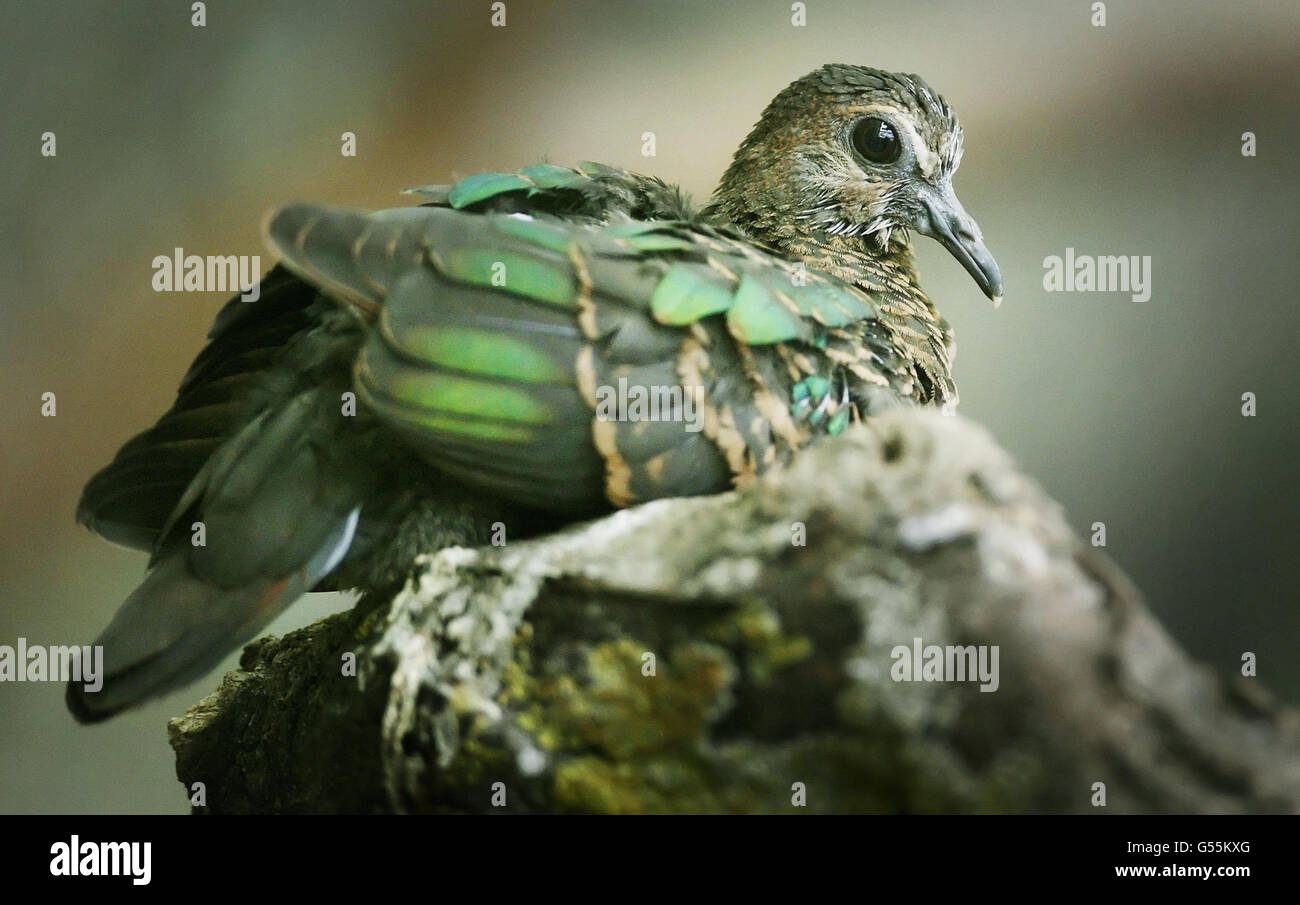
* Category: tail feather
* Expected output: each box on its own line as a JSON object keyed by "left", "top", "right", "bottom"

{"left": 67, "top": 505, "right": 359, "bottom": 723}
{"left": 66, "top": 558, "right": 305, "bottom": 722}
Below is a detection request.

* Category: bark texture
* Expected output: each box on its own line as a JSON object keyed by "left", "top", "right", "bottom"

{"left": 168, "top": 410, "right": 1300, "bottom": 814}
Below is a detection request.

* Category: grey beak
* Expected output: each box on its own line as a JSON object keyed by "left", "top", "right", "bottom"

{"left": 915, "top": 182, "right": 1003, "bottom": 306}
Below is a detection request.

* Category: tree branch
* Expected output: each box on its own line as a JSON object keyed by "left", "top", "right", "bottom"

{"left": 168, "top": 410, "right": 1300, "bottom": 813}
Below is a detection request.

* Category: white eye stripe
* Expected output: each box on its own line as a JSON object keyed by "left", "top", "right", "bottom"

{"left": 893, "top": 117, "right": 940, "bottom": 178}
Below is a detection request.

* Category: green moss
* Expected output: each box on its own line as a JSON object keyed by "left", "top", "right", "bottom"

{"left": 705, "top": 600, "right": 813, "bottom": 684}
{"left": 420, "top": 598, "right": 1030, "bottom": 813}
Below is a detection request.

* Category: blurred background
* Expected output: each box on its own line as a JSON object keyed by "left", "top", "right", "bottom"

{"left": 1, "top": 0, "right": 1296, "bottom": 813}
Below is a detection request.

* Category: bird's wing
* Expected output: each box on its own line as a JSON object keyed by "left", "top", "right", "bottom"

{"left": 76, "top": 266, "right": 322, "bottom": 551}
{"left": 431, "top": 164, "right": 957, "bottom": 403}
{"left": 404, "top": 161, "right": 695, "bottom": 222}
{"left": 71, "top": 278, "right": 376, "bottom": 720}
{"left": 264, "top": 202, "right": 895, "bottom": 511}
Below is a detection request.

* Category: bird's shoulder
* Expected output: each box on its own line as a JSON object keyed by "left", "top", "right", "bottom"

{"left": 404, "top": 161, "right": 695, "bottom": 224}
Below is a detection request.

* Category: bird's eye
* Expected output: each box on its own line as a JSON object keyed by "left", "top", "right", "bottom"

{"left": 851, "top": 116, "right": 901, "bottom": 165}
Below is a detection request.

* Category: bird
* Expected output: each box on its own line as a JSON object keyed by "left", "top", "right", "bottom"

{"left": 68, "top": 64, "right": 1002, "bottom": 722}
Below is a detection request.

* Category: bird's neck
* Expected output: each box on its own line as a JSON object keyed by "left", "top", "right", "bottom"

{"left": 766, "top": 226, "right": 921, "bottom": 291}
{"left": 702, "top": 181, "right": 922, "bottom": 292}
{"left": 703, "top": 153, "right": 956, "bottom": 406}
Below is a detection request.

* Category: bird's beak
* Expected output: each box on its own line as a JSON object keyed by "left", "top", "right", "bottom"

{"left": 915, "top": 182, "right": 1003, "bottom": 307}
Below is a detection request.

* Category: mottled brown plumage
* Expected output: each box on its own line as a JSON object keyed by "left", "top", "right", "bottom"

{"left": 705, "top": 64, "right": 1001, "bottom": 410}
{"left": 70, "top": 64, "right": 1001, "bottom": 722}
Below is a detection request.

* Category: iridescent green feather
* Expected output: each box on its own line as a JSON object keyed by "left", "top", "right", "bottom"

{"left": 448, "top": 165, "right": 590, "bottom": 210}
{"left": 386, "top": 370, "right": 554, "bottom": 426}
{"left": 618, "top": 233, "right": 699, "bottom": 254}
{"left": 648, "top": 263, "right": 737, "bottom": 325}
{"left": 435, "top": 247, "right": 576, "bottom": 307}
{"left": 518, "top": 164, "right": 588, "bottom": 190}
{"left": 725, "top": 273, "right": 810, "bottom": 344}
{"left": 789, "top": 279, "right": 878, "bottom": 327}
{"left": 448, "top": 173, "right": 532, "bottom": 209}
{"left": 385, "top": 324, "right": 570, "bottom": 384}
{"left": 493, "top": 215, "right": 575, "bottom": 254}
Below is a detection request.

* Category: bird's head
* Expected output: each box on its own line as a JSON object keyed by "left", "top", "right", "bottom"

{"left": 712, "top": 64, "right": 1003, "bottom": 304}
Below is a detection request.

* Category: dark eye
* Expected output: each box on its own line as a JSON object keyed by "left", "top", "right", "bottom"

{"left": 851, "top": 116, "right": 901, "bottom": 164}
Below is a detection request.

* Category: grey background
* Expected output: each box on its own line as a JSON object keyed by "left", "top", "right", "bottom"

{"left": 0, "top": 0, "right": 1296, "bottom": 813}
